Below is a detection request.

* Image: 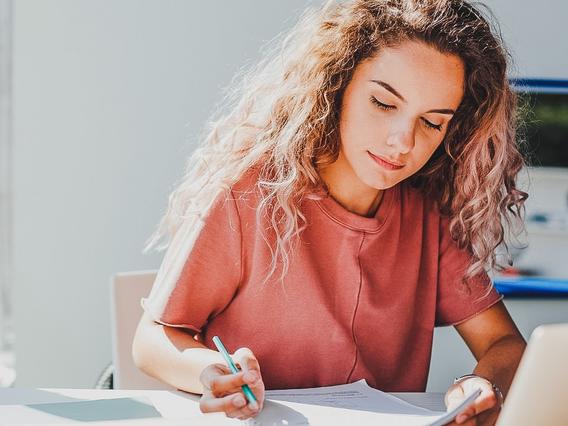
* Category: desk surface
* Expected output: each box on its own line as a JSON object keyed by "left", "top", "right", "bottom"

{"left": 0, "top": 388, "right": 446, "bottom": 410}
{"left": 0, "top": 387, "right": 448, "bottom": 425}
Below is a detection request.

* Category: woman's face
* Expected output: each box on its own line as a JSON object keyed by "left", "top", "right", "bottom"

{"left": 335, "top": 40, "right": 465, "bottom": 192}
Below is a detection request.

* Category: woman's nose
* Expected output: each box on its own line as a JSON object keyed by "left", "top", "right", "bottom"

{"left": 386, "top": 127, "right": 415, "bottom": 154}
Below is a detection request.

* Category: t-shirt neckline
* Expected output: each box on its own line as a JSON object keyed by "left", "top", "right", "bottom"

{"left": 314, "top": 184, "right": 399, "bottom": 233}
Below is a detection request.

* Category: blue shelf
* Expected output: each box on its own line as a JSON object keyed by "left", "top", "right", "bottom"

{"left": 494, "top": 278, "right": 568, "bottom": 297}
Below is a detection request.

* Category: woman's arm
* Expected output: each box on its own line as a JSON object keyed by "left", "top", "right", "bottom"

{"left": 132, "top": 311, "right": 266, "bottom": 419}
{"left": 132, "top": 311, "right": 225, "bottom": 394}
{"left": 444, "top": 300, "right": 526, "bottom": 424}
{"left": 454, "top": 300, "right": 526, "bottom": 397}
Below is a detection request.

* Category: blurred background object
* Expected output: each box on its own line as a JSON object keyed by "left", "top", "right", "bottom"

{"left": 502, "top": 79, "right": 568, "bottom": 280}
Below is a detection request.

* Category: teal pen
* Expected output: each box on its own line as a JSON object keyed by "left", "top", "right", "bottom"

{"left": 212, "top": 335, "right": 258, "bottom": 408}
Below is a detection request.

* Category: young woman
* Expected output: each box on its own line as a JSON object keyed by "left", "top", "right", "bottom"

{"left": 133, "top": 1, "right": 528, "bottom": 424}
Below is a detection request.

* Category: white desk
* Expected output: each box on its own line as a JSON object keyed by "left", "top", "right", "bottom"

{"left": 0, "top": 387, "right": 447, "bottom": 425}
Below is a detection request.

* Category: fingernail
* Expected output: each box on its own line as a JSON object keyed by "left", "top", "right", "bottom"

{"left": 457, "top": 414, "right": 467, "bottom": 423}
{"left": 248, "top": 400, "right": 259, "bottom": 411}
{"left": 233, "top": 395, "right": 246, "bottom": 407}
{"left": 245, "top": 371, "right": 258, "bottom": 382}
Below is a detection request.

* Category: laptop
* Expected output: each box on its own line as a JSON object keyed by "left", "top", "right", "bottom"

{"left": 496, "top": 323, "right": 568, "bottom": 426}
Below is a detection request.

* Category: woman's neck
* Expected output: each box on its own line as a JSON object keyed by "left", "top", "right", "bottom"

{"left": 318, "top": 156, "right": 384, "bottom": 218}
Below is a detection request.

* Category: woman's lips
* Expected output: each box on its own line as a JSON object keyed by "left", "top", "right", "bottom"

{"left": 367, "top": 151, "right": 405, "bottom": 170}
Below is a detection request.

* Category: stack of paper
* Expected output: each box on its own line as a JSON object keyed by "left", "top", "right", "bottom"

{"left": 251, "top": 379, "right": 479, "bottom": 426}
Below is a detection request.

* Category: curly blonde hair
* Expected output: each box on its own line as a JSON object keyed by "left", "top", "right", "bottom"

{"left": 147, "top": 0, "right": 527, "bottom": 293}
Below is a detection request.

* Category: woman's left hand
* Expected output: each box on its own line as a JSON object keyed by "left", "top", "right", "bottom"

{"left": 443, "top": 376, "right": 501, "bottom": 425}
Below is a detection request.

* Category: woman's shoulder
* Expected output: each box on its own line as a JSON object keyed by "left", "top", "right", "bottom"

{"left": 228, "top": 166, "right": 263, "bottom": 200}
{"left": 220, "top": 166, "right": 265, "bottom": 217}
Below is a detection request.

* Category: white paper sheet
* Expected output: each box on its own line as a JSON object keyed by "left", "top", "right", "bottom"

{"left": 248, "top": 379, "right": 481, "bottom": 426}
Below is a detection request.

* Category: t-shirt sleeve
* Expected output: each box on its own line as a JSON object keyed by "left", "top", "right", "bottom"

{"left": 435, "top": 215, "right": 503, "bottom": 327}
{"left": 141, "top": 188, "right": 242, "bottom": 333}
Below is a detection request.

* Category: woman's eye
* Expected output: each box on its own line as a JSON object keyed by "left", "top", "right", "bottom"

{"left": 370, "top": 96, "right": 395, "bottom": 111}
{"left": 422, "top": 118, "right": 442, "bottom": 132}
{"left": 370, "top": 95, "right": 443, "bottom": 132}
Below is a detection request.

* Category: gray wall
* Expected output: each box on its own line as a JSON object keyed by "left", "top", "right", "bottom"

{"left": 12, "top": 0, "right": 568, "bottom": 388}
{"left": 13, "top": 0, "right": 316, "bottom": 387}
{"left": 484, "top": 0, "right": 568, "bottom": 79}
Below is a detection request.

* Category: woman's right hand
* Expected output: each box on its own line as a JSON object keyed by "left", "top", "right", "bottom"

{"left": 199, "top": 347, "right": 266, "bottom": 420}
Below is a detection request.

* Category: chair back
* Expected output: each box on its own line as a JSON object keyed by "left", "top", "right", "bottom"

{"left": 110, "top": 270, "right": 172, "bottom": 389}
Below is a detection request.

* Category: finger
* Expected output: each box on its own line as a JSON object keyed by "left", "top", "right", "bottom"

{"left": 446, "top": 412, "right": 480, "bottom": 426}
{"left": 199, "top": 364, "right": 237, "bottom": 394}
{"left": 459, "top": 379, "right": 498, "bottom": 417}
{"left": 208, "top": 370, "right": 251, "bottom": 398}
{"left": 455, "top": 402, "right": 499, "bottom": 425}
{"left": 451, "top": 394, "right": 495, "bottom": 423}
{"left": 455, "top": 410, "right": 478, "bottom": 425}
{"left": 446, "top": 378, "right": 494, "bottom": 410}
{"left": 232, "top": 347, "right": 261, "bottom": 375}
{"left": 232, "top": 347, "right": 264, "bottom": 409}
{"left": 445, "top": 385, "right": 478, "bottom": 424}
{"left": 472, "top": 391, "right": 498, "bottom": 415}
{"left": 201, "top": 364, "right": 262, "bottom": 413}
{"left": 225, "top": 394, "right": 261, "bottom": 419}
{"left": 199, "top": 392, "right": 247, "bottom": 414}
{"left": 241, "top": 369, "right": 263, "bottom": 405}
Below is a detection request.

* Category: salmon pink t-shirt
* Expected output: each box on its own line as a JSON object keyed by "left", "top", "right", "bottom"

{"left": 142, "top": 168, "right": 503, "bottom": 392}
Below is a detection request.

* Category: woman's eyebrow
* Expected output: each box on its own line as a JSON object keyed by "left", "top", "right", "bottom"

{"left": 369, "top": 79, "right": 456, "bottom": 115}
{"left": 370, "top": 79, "right": 406, "bottom": 101}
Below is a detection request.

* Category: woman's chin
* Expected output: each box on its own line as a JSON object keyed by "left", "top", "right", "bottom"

{"left": 360, "top": 173, "right": 402, "bottom": 191}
